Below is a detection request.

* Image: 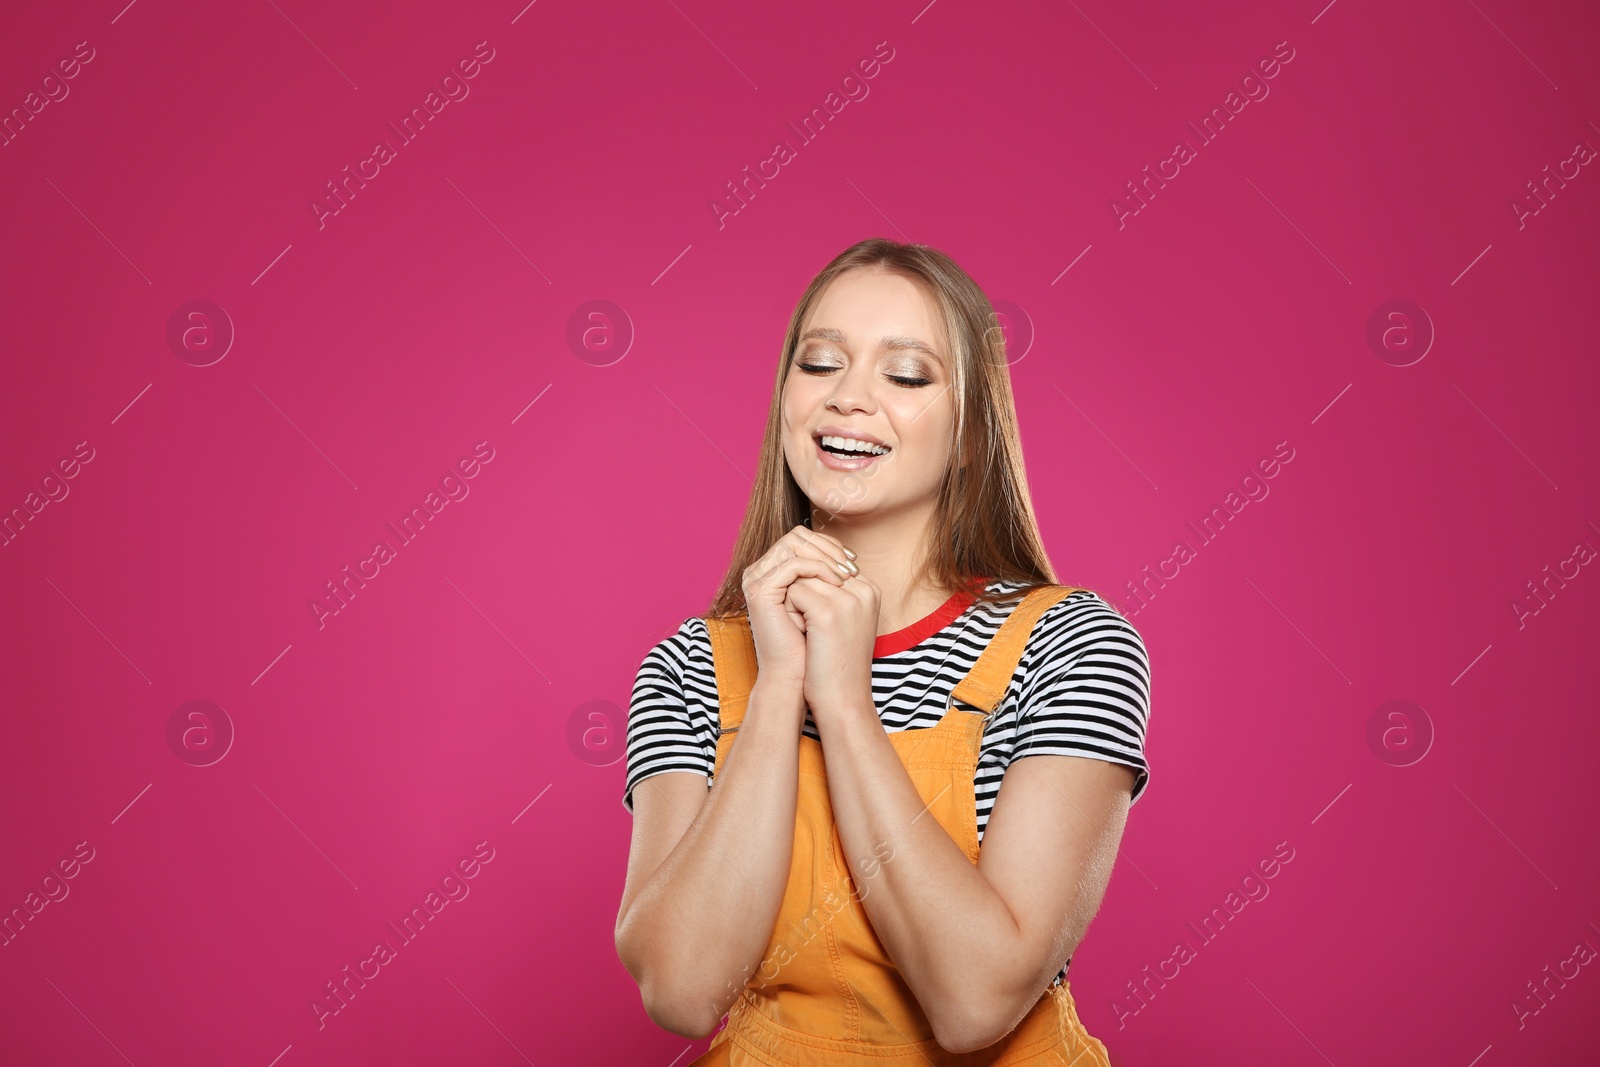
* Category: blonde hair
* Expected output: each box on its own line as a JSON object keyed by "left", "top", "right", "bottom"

{"left": 707, "top": 237, "right": 1084, "bottom": 618}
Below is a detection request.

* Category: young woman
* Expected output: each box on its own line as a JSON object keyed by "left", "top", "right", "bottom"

{"left": 615, "top": 238, "right": 1151, "bottom": 1065}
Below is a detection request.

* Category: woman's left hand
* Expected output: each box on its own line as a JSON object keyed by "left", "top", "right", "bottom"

{"left": 784, "top": 571, "right": 882, "bottom": 722}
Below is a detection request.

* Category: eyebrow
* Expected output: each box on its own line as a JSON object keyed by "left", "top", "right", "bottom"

{"left": 798, "top": 327, "right": 944, "bottom": 364}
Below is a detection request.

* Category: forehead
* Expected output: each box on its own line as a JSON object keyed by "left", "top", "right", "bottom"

{"left": 798, "top": 271, "right": 946, "bottom": 361}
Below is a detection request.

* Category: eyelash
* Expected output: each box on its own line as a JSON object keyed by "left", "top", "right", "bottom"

{"left": 795, "top": 361, "right": 933, "bottom": 388}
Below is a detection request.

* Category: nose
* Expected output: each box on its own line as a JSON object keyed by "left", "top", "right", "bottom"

{"left": 825, "top": 361, "right": 878, "bottom": 417}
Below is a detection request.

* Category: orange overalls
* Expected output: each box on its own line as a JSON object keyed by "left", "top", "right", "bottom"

{"left": 690, "top": 584, "right": 1113, "bottom": 1066}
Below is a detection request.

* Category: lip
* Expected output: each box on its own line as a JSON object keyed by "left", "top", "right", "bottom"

{"left": 813, "top": 426, "right": 892, "bottom": 471}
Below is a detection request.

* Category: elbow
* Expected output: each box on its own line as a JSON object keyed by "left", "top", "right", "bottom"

{"left": 615, "top": 928, "right": 727, "bottom": 1040}
{"left": 639, "top": 981, "right": 724, "bottom": 1040}
{"left": 928, "top": 997, "right": 1007, "bottom": 1056}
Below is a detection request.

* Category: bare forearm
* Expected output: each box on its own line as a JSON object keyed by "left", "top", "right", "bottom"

{"left": 816, "top": 704, "right": 1022, "bottom": 1045}
{"left": 619, "top": 679, "right": 806, "bottom": 1033}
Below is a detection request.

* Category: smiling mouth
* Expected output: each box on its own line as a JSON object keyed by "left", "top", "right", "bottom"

{"left": 815, "top": 435, "right": 892, "bottom": 457}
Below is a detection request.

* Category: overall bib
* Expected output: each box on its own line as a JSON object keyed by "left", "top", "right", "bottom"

{"left": 690, "top": 584, "right": 1113, "bottom": 1066}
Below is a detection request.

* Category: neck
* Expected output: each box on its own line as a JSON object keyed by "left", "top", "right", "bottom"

{"left": 808, "top": 500, "right": 952, "bottom": 635}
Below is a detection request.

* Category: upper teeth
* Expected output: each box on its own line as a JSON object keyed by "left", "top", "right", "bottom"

{"left": 821, "top": 435, "right": 890, "bottom": 455}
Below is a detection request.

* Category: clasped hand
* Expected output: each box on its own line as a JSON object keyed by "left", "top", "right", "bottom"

{"left": 785, "top": 568, "right": 880, "bottom": 723}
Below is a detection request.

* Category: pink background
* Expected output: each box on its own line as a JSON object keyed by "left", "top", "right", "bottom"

{"left": 2, "top": 0, "right": 1597, "bottom": 1064}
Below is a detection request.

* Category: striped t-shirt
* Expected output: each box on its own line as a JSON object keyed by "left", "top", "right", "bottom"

{"left": 622, "top": 578, "right": 1152, "bottom": 986}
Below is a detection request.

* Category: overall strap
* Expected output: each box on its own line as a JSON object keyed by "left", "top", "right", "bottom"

{"left": 707, "top": 584, "right": 1080, "bottom": 732}
{"left": 950, "top": 585, "right": 1079, "bottom": 715}
{"left": 704, "top": 614, "right": 758, "bottom": 735}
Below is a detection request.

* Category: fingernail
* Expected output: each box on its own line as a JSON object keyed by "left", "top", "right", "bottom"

{"left": 844, "top": 547, "right": 856, "bottom": 559}
{"left": 836, "top": 562, "right": 852, "bottom": 576}
{"left": 845, "top": 560, "right": 859, "bottom": 574}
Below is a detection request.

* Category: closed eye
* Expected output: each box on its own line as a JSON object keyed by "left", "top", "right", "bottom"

{"left": 795, "top": 362, "right": 933, "bottom": 388}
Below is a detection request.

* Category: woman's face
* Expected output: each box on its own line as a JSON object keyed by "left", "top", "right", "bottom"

{"left": 781, "top": 268, "right": 956, "bottom": 520}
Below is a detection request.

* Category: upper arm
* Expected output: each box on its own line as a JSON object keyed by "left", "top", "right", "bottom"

{"left": 975, "top": 756, "right": 1135, "bottom": 1003}
{"left": 617, "top": 771, "right": 711, "bottom": 947}
{"left": 616, "top": 622, "right": 717, "bottom": 938}
{"left": 973, "top": 596, "right": 1153, "bottom": 1025}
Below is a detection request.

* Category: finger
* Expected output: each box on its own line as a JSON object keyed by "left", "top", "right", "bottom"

{"left": 787, "top": 526, "right": 856, "bottom": 575}
{"left": 747, "top": 551, "right": 848, "bottom": 592}
{"left": 767, "top": 531, "right": 854, "bottom": 581}
{"left": 790, "top": 524, "right": 854, "bottom": 562}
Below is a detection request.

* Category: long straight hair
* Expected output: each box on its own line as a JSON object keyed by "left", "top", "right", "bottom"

{"left": 706, "top": 238, "right": 1084, "bottom": 619}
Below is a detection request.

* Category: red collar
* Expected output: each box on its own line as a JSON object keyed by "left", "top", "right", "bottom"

{"left": 873, "top": 579, "right": 986, "bottom": 658}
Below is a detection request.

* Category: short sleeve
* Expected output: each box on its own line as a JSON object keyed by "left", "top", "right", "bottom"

{"left": 1011, "top": 592, "right": 1152, "bottom": 804}
{"left": 622, "top": 617, "right": 718, "bottom": 814}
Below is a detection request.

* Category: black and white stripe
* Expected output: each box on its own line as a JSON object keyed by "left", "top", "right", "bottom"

{"left": 622, "top": 580, "right": 1152, "bottom": 986}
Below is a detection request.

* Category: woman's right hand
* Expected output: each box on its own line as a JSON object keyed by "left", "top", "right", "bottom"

{"left": 741, "top": 524, "right": 858, "bottom": 690}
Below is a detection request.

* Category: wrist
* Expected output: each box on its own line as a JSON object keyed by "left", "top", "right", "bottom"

{"left": 751, "top": 674, "right": 806, "bottom": 710}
